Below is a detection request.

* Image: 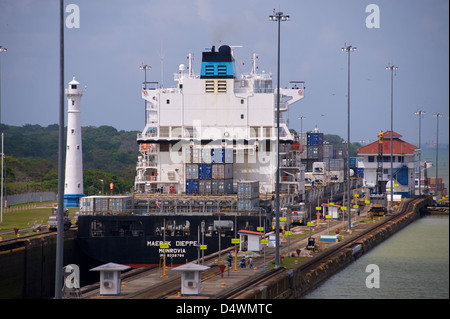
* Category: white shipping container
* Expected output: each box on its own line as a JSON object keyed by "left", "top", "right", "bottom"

{"left": 312, "top": 162, "right": 328, "bottom": 173}
{"left": 186, "top": 164, "right": 199, "bottom": 179}
{"left": 224, "top": 148, "right": 233, "bottom": 163}
{"left": 328, "top": 170, "right": 344, "bottom": 183}
{"left": 312, "top": 173, "right": 326, "bottom": 186}
{"left": 184, "top": 148, "right": 192, "bottom": 163}
{"left": 201, "top": 148, "right": 212, "bottom": 163}
{"left": 192, "top": 149, "right": 201, "bottom": 164}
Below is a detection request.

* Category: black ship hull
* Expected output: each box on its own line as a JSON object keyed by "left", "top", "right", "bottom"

{"left": 77, "top": 214, "right": 265, "bottom": 267}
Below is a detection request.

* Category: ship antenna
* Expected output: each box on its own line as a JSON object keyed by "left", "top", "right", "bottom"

{"left": 159, "top": 41, "right": 165, "bottom": 88}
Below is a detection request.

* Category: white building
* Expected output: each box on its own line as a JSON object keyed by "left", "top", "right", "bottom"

{"left": 64, "top": 77, "right": 84, "bottom": 207}
{"left": 357, "top": 131, "right": 419, "bottom": 198}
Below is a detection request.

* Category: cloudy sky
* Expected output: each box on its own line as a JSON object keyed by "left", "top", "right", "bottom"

{"left": 0, "top": 0, "right": 448, "bottom": 145}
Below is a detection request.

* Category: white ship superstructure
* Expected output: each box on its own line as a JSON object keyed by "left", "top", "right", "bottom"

{"left": 134, "top": 45, "right": 305, "bottom": 197}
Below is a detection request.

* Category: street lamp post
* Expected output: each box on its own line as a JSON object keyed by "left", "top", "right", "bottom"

{"left": 0, "top": 46, "right": 6, "bottom": 224}
{"left": 269, "top": 10, "right": 289, "bottom": 268}
{"left": 341, "top": 44, "right": 356, "bottom": 231}
{"left": 386, "top": 65, "right": 398, "bottom": 212}
{"left": 414, "top": 109, "right": 425, "bottom": 195}
{"left": 140, "top": 63, "right": 151, "bottom": 126}
{"left": 55, "top": 0, "right": 65, "bottom": 299}
{"left": 0, "top": 46, "right": 6, "bottom": 126}
{"left": 298, "top": 115, "right": 306, "bottom": 135}
{"left": 434, "top": 113, "right": 443, "bottom": 197}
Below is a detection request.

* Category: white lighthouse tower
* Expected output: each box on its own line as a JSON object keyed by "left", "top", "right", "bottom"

{"left": 64, "top": 76, "right": 84, "bottom": 207}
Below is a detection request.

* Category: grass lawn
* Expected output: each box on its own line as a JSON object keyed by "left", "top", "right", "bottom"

{"left": 267, "top": 256, "right": 309, "bottom": 269}
{"left": 0, "top": 203, "right": 78, "bottom": 238}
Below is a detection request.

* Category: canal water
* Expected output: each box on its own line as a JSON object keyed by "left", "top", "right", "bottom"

{"left": 303, "top": 215, "right": 449, "bottom": 299}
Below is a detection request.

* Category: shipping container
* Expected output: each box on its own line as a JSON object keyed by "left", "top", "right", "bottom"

{"left": 332, "top": 145, "right": 347, "bottom": 159}
{"left": 224, "top": 147, "right": 233, "bottom": 163}
{"left": 198, "top": 164, "right": 212, "bottom": 180}
{"left": 223, "top": 179, "right": 233, "bottom": 194}
{"left": 301, "top": 159, "right": 315, "bottom": 171}
{"left": 306, "top": 145, "right": 323, "bottom": 159}
{"left": 323, "top": 144, "right": 333, "bottom": 159}
{"left": 355, "top": 167, "right": 364, "bottom": 178}
{"left": 186, "top": 164, "right": 199, "bottom": 179}
{"left": 312, "top": 173, "right": 326, "bottom": 186}
{"left": 312, "top": 161, "right": 328, "bottom": 173}
{"left": 186, "top": 179, "right": 199, "bottom": 195}
{"left": 350, "top": 157, "right": 357, "bottom": 168}
{"left": 329, "top": 158, "right": 345, "bottom": 170}
{"left": 298, "top": 133, "right": 308, "bottom": 145}
{"left": 212, "top": 163, "right": 233, "bottom": 179}
{"left": 80, "top": 196, "right": 134, "bottom": 214}
{"left": 199, "top": 180, "right": 212, "bottom": 195}
{"left": 237, "top": 198, "right": 260, "bottom": 211}
{"left": 192, "top": 149, "right": 201, "bottom": 163}
{"left": 201, "top": 148, "right": 212, "bottom": 163}
{"left": 328, "top": 170, "right": 344, "bottom": 183}
{"left": 185, "top": 147, "right": 192, "bottom": 163}
{"left": 299, "top": 146, "right": 308, "bottom": 159}
{"left": 210, "top": 179, "right": 233, "bottom": 195}
{"left": 211, "top": 148, "right": 224, "bottom": 163}
{"left": 307, "top": 132, "right": 323, "bottom": 146}
{"left": 237, "top": 181, "right": 259, "bottom": 199}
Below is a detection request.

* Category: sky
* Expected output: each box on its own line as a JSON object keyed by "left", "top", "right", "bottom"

{"left": 0, "top": 0, "right": 448, "bottom": 146}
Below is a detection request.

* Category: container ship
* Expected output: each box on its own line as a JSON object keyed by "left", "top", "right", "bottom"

{"left": 76, "top": 44, "right": 357, "bottom": 267}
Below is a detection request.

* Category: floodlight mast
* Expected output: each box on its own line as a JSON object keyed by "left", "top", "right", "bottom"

{"left": 269, "top": 10, "right": 289, "bottom": 269}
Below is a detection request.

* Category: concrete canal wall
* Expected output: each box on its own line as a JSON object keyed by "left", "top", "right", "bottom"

{"left": 239, "top": 197, "right": 433, "bottom": 299}
{"left": 0, "top": 229, "right": 96, "bottom": 299}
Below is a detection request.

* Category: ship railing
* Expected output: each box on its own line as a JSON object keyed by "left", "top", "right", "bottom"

{"left": 142, "top": 81, "right": 159, "bottom": 90}
{"left": 253, "top": 88, "right": 275, "bottom": 94}
{"left": 136, "top": 160, "right": 158, "bottom": 168}
{"left": 135, "top": 175, "right": 158, "bottom": 183}
{"left": 288, "top": 81, "right": 305, "bottom": 92}
{"left": 137, "top": 131, "right": 158, "bottom": 139}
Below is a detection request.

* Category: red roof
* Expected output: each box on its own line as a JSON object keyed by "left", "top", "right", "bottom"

{"left": 358, "top": 131, "right": 418, "bottom": 155}
{"left": 381, "top": 131, "right": 402, "bottom": 138}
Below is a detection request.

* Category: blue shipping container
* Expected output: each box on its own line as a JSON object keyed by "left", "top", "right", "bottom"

{"left": 350, "top": 157, "right": 357, "bottom": 168}
{"left": 198, "top": 164, "right": 212, "bottom": 180}
{"left": 186, "top": 179, "right": 199, "bottom": 195}
{"left": 355, "top": 168, "right": 364, "bottom": 178}
{"left": 307, "top": 132, "right": 323, "bottom": 146}
{"left": 211, "top": 148, "right": 225, "bottom": 163}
